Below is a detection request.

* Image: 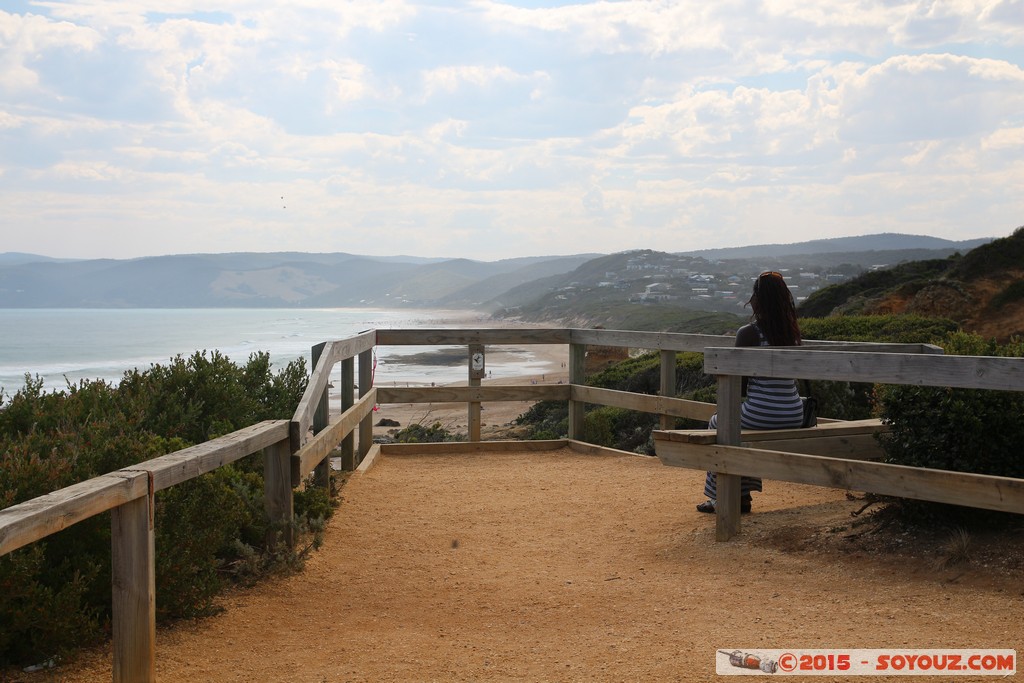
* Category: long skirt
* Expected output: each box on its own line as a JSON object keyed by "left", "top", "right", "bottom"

{"left": 703, "top": 413, "right": 764, "bottom": 500}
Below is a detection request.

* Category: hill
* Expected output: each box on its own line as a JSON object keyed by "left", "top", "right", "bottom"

{"left": 0, "top": 232, "right": 997, "bottom": 312}
{"left": 0, "top": 252, "right": 598, "bottom": 308}
{"left": 491, "top": 235, "right": 998, "bottom": 330}
{"left": 799, "top": 226, "right": 1024, "bottom": 342}
{"left": 683, "top": 233, "right": 990, "bottom": 260}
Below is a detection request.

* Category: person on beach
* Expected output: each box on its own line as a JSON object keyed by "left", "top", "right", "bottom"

{"left": 697, "top": 271, "right": 804, "bottom": 515}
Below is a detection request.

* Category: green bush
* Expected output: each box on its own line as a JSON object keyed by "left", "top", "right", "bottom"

{"left": 515, "top": 400, "right": 568, "bottom": 440}
{"left": 949, "top": 225, "right": 1024, "bottom": 280}
{"left": 514, "top": 352, "right": 715, "bottom": 446}
{"left": 875, "top": 332, "right": 1024, "bottom": 524}
{"left": 392, "top": 421, "right": 465, "bottom": 443}
{"left": 0, "top": 351, "right": 311, "bottom": 667}
{"left": 798, "top": 315, "right": 959, "bottom": 420}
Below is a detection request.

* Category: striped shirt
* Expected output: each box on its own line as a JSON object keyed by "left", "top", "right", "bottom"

{"left": 741, "top": 323, "right": 803, "bottom": 429}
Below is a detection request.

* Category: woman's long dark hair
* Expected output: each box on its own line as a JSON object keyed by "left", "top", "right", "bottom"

{"left": 749, "top": 272, "right": 801, "bottom": 346}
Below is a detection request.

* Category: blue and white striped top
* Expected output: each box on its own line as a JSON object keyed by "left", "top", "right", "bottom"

{"left": 740, "top": 324, "right": 804, "bottom": 429}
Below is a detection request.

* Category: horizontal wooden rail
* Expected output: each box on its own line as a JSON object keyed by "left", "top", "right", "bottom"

{"left": 0, "top": 471, "right": 150, "bottom": 557}
{"left": 376, "top": 384, "right": 570, "bottom": 404}
{"left": 293, "top": 389, "right": 378, "bottom": 483}
{"left": 704, "top": 347, "right": 1024, "bottom": 391}
{"left": 568, "top": 329, "right": 733, "bottom": 351}
{"left": 655, "top": 439, "right": 1024, "bottom": 515}
{"left": 0, "top": 421, "right": 289, "bottom": 558}
{"left": 376, "top": 328, "right": 570, "bottom": 345}
{"left": 657, "top": 418, "right": 887, "bottom": 445}
{"left": 570, "top": 385, "right": 716, "bottom": 422}
{"left": 131, "top": 421, "right": 290, "bottom": 492}
{"left": 656, "top": 419, "right": 888, "bottom": 461}
{"left": 799, "top": 343, "right": 944, "bottom": 354}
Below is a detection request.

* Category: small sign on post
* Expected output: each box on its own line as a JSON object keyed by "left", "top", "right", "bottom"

{"left": 469, "top": 344, "right": 486, "bottom": 379}
{"left": 468, "top": 344, "right": 484, "bottom": 441}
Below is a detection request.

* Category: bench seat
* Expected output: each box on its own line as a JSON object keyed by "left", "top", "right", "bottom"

{"left": 654, "top": 418, "right": 888, "bottom": 461}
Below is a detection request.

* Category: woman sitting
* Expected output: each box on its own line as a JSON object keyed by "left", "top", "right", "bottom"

{"left": 697, "top": 271, "right": 804, "bottom": 514}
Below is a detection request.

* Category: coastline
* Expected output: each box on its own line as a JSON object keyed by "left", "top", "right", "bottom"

{"left": 358, "top": 314, "right": 571, "bottom": 439}
{"left": 368, "top": 340, "right": 569, "bottom": 440}
{"left": 0, "top": 306, "right": 550, "bottom": 396}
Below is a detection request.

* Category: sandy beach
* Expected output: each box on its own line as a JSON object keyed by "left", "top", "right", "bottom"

{"left": 369, "top": 341, "right": 570, "bottom": 441}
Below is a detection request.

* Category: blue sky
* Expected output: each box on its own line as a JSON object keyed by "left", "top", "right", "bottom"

{"left": 1, "top": 0, "right": 1022, "bottom": 261}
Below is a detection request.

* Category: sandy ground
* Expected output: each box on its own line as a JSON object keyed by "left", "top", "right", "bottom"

{"left": 36, "top": 449, "right": 1023, "bottom": 682}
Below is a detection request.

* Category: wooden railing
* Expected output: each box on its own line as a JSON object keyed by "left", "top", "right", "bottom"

{"left": 3, "top": 327, "right": 1023, "bottom": 680}
{"left": 654, "top": 342, "right": 1024, "bottom": 541}
{"left": 0, "top": 421, "right": 292, "bottom": 682}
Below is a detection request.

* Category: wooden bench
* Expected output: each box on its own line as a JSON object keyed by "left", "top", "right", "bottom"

{"left": 653, "top": 417, "right": 1024, "bottom": 541}
{"left": 655, "top": 418, "right": 889, "bottom": 461}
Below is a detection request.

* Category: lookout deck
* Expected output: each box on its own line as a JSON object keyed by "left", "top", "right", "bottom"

{"left": 4, "top": 326, "right": 1023, "bottom": 682}
{"left": 48, "top": 448, "right": 1023, "bottom": 682}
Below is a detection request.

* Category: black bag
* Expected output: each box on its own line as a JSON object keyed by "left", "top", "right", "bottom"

{"left": 800, "top": 396, "right": 818, "bottom": 428}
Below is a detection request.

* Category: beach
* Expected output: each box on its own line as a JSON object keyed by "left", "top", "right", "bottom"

{"left": 369, "top": 341, "right": 570, "bottom": 441}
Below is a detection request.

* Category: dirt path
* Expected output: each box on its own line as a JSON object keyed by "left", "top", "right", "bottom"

{"left": 45, "top": 448, "right": 1022, "bottom": 682}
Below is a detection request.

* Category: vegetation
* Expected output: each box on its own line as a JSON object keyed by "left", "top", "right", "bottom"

{"left": 391, "top": 421, "right": 466, "bottom": 443}
{"left": 0, "top": 351, "right": 322, "bottom": 668}
{"left": 797, "top": 257, "right": 957, "bottom": 318}
{"left": 874, "top": 332, "right": 1024, "bottom": 525}
{"left": 514, "top": 350, "right": 716, "bottom": 453}
{"left": 514, "top": 314, "right": 958, "bottom": 448}
{"left": 948, "top": 225, "right": 1024, "bottom": 280}
{"left": 798, "top": 225, "right": 1024, "bottom": 321}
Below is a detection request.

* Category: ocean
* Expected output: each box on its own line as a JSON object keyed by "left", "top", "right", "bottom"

{"left": 0, "top": 308, "right": 546, "bottom": 398}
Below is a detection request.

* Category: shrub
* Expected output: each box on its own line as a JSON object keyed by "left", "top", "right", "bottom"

{"left": 798, "top": 315, "right": 959, "bottom": 420}
{"left": 874, "top": 332, "right": 1024, "bottom": 525}
{"left": 514, "top": 352, "right": 715, "bottom": 446}
{"left": 0, "top": 545, "right": 101, "bottom": 668}
{"left": 392, "top": 422, "right": 465, "bottom": 443}
{"left": 0, "top": 351, "right": 311, "bottom": 667}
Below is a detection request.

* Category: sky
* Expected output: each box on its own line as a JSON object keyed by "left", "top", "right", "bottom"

{"left": 1, "top": 1, "right": 1022, "bottom": 262}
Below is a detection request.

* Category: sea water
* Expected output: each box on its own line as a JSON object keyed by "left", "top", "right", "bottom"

{"left": 0, "top": 308, "right": 540, "bottom": 397}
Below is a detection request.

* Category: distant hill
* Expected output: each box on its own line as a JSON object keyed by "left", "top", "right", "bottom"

{"left": 0, "top": 252, "right": 599, "bottom": 308}
{"left": 0, "top": 253, "right": 81, "bottom": 266}
{"left": 682, "top": 233, "right": 991, "bottom": 260}
{"left": 799, "top": 226, "right": 1024, "bottom": 342}
{"left": 0, "top": 232, "right": 1002, "bottom": 313}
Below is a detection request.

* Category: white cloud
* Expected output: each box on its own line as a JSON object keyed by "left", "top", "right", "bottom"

{"left": 0, "top": 1, "right": 1020, "bottom": 261}
{"left": 838, "top": 53, "right": 1024, "bottom": 143}
{"left": 0, "top": 10, "right": 102, "bottom": 90}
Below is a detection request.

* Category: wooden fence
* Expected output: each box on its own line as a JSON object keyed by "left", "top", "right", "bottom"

{"left": 654, "top": 343, "right": 1024, "bottom": 541}
{"left": 2, "top": 327, "right": 1023, "bottom": 680}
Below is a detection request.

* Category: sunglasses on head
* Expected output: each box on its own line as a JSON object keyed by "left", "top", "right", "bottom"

{"left": 759, "top": 271, "right": 783, "bottom": 279}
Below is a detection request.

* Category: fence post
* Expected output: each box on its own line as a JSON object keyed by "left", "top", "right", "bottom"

{"left": 358, "top": 349, "right": 374, "bottom": 460}
{"left": 111, "top": 473, "right": 155, "bottom": 683}
{"left": 263, "top": 438, "right": 294, "bottom": 548}
{"left": 311, "top": 342, "right": 331, "bottom": 493}
{"left": 659, "top": 349, "right": 677, "bottom": 430}
{"left": 715, "top": 374, "right": 743, "bottom": 541}
{"left": 568, "top": 341, "right": 586, "bottom": 440}
{"left": 341, "top": 357, "right": 355, "bottom": 470}
{"left": 468, "top": 344, "right": 483, "bottom": 442}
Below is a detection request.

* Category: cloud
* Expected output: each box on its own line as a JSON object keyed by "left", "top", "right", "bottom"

{"left": 838, "top": 53, "right": 1024, "bottom": 143}
{"left": 0, "top": 10, "right": 102, "bottom": 90}
{"left": 0, "top": 1, "right": 1020, "bottom": 260}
